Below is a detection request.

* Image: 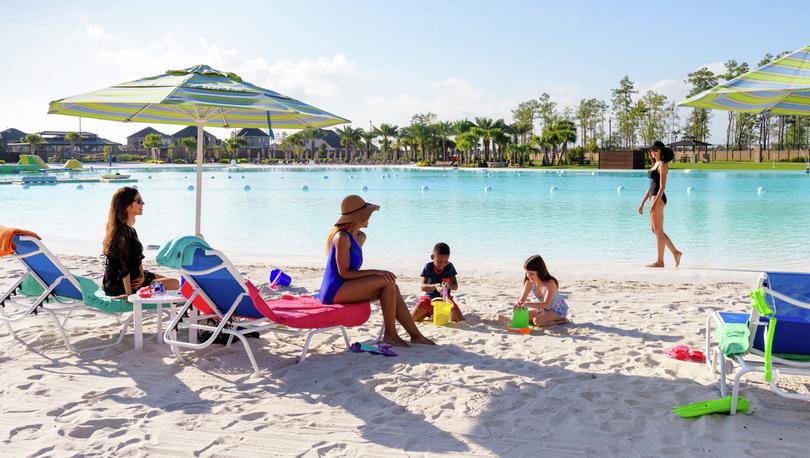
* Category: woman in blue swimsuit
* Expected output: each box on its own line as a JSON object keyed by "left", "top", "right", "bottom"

{"left": 320, "top": 195, "right": 435, "bottom": 347}
{"left": 638, "top": 141, "right": 682, "bottom": 268}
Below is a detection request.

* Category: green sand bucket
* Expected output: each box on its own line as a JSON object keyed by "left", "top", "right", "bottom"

{"left": 511, "top": 307, "right": 529, "bottom": 328}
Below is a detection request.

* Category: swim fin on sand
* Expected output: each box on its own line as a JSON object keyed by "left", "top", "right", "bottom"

{"left": 350, "top": 342, "right": 397, "bottom": 357}
{"left": 672, "top": 396, "right": 748, "bottom": 418}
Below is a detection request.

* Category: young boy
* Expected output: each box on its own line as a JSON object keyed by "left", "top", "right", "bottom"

{"left": 412, "top": 242, "right": 463, "bottom": 322}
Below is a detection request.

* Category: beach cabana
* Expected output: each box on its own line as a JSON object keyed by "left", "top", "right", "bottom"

{"left": 48, "top": 65, "right": 349, "bottom": 236}
{"left": 667, "top": 138, "right": 712, "bottom": 163}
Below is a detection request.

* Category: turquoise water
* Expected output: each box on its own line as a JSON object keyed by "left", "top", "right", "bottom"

{"left": 2, "top": 166, "right": 809, "bottom": 272}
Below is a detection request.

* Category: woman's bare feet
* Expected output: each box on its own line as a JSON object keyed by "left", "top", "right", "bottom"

{"left": 411, "top": 335, "right": 436, "bottom": 345}
{"left": 646, "top": 262, "right": 664, "bottom": 268}
{"left": 383, "top": 333, "right": 410, "bottom": 347}
{"left": 674, "top": 251, "right": 683, "bottom": 267}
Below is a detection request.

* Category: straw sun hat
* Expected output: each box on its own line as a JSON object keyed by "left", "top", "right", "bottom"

{"left": 335, "top": 195, "right": 380, "bottom": 226}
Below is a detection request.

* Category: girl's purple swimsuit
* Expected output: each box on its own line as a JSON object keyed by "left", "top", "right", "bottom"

{"left": 319, "top": 230, "right": 363, "bottom": 304}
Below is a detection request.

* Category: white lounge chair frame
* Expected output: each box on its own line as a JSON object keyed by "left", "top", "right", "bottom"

{"left": 0, "top": 235, "right": 158, "bottom": 352}
{"left": 162, "top": 248, "right": 382, "bottom": 374}
{"left": 705, "top": 272, "right": 810, "bottom": 414}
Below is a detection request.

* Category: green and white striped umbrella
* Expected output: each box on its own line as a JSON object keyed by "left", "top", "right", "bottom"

{"left": 49, "top": 64, "right": 350, "bottom": 130}
{"left": 679, "top": 45, "right": 810, "bottom": 115}
{"left": 48, "top": 64, "right": 350, "bottom": 236}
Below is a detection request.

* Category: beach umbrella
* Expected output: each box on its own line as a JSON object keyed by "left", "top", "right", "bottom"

{"left": 679, "top": 45, "right": 810, "bottom": 115}
{"left": 48, "top": 64, "right": 349, "bottom": 236}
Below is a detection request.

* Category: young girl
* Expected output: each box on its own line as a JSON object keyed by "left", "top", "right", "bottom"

{"left": 515, "top": 255, "right": 569, "bottom": 327}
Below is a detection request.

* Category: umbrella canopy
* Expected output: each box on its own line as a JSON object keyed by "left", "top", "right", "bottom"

{"left": 679, "top": 45, "right": 810, "bottom": 115}
{"left": 49, "top": 64, "right": 349, "bottom": 236}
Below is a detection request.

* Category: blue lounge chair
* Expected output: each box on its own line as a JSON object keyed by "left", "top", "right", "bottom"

{"left": 161, "top": 244, "right": 375, "bottom": 374}
{"left": 705, "top": 272, "right": 810, "bottom": 414}
{"left": 0, "top": 235, "right": 155, "bottom": 352}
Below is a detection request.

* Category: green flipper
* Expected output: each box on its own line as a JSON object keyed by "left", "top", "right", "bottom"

{"left": 672, "top": 396, "right": 749, "bottom": 418}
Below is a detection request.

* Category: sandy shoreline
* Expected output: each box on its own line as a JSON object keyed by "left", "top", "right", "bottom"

{"left": 1, "top": 254, "right": 808, "bottom": 456}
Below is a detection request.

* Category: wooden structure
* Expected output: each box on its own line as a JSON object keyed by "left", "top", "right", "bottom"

{"left": 668, "top": 138, "right": 712, "bottom": 163}
{"left": 599, "top": 150, "right": 646, "bottom": 169}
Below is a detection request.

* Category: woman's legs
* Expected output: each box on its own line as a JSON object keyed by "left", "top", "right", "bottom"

{"left": 649, "top": 201, "right": 681, "bottom": 267}
{"left": 333, "top": 276, "right": 410, "bottom": 346}
{"left": 530, "top": 308, "right": 565, "bottom": 327}
{"left": 393, "top": 285, "right": 435, "bottom": 345}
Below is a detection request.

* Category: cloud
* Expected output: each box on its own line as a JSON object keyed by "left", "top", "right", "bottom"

{"left": 359, "top": 77, "right": 516, "bottom": 126}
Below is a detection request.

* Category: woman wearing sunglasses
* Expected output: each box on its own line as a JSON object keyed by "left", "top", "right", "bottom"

{"left": 102, "top": 187, "right": 179, "bottom": 298}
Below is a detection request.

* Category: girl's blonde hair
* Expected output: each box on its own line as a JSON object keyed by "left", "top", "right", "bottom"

{"left": 325, "top": 222, "right": 358, "bottom": 254}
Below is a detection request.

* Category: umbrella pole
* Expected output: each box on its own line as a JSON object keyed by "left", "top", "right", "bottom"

{"left": 195, "top": 123, "right": 204, "bottom": 237}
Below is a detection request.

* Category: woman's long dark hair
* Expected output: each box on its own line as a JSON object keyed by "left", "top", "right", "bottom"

{"left": 524, "top": 255, "right": 558, "bottom": 287}
{"left": 103, "top": 187, "right": 138, "bottom": 255}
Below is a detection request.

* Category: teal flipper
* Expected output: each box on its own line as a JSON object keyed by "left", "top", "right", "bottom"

{"left": 672, "top": 396, "right": 749, "bottom": 418}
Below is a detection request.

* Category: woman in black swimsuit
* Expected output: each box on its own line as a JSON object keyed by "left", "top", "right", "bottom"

{"left": 102, "top": 187, "right": 179, "bottom": 298}
{"left": 638, "top": 141, "right": 682, "bottom": 268}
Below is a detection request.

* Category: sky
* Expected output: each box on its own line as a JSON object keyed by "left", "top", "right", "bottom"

{"left": 1, "top": 0, "right": 808, "bottom": 145}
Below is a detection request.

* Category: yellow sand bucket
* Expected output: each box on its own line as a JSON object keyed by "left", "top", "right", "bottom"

{"left": 432, "top": 298, "right": 453, "bottom": 326}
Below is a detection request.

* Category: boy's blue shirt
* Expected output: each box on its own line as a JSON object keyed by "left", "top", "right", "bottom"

{"left": 421, "top": 261, "right": 458, "bottom": 298}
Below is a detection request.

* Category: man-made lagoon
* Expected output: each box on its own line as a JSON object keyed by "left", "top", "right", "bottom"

{"left": 2, "top": 166, "right": 808, "bottom": 273}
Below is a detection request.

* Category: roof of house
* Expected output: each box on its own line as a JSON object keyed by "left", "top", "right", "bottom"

{"left": 0, "top": 128, "right": 27, "bottom": 142}
{"left": 235, "top": 128, "right": 269, "bottom": 137}
{"left": 171, "top": 126, "right": 217, "bottom": 140}
{"left": 38, "top": 131, "right": 99, "bottom": 138}
{"left": 128, "top": 127, "right": 167, "bottom": 139}
{"left": 322, "top": 129, "right": 341, "bottom": 148}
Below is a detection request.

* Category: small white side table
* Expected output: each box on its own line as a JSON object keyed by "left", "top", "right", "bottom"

{"left": 127, "top": 291, "right": 187, "bottom": 350}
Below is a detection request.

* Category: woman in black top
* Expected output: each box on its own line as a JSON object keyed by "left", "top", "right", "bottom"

{"left": 102, "top": 187, "right": 179, "bottom": 298}
{"left": 638, "top": 141, "right": 682, "bottom": 268}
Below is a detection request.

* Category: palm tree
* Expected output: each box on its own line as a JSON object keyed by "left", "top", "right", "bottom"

{"left": 554, "top": 119, "right": 577, "bottom": 165}
{"left": 408, "top": 122, "right": 433, "bottom": 162}
{"left": 455, "top": 131, "right": 479, "bottom": 165}
{"left": 301, "top": 128, "right": 327, "bottom": 161}
{"left": 179, "top": 137, "right": 197, "bottom": 162}
{"left": 64, "top": 131, "right": 82, "bottom": 160}
{"left": 434, "top": 121, "right": 453, "bottom": 161}
{"left": 335, "top": 126, "right": 362, "bottom": 162}
{"left": 472, "top": 117, "right": 505, "bottom": 163}
{"left": 224, "top": 135, "right": 247, "bottom": 160}
{"left": 143, "top": 133, "right": 162, "bottom": 160}
{"left": 23, "top": 134, "right": 44, "bottom": 157}
{"left": 360, "top": 128, "right": 377, "bottom": 161}
{"left": 374, "top": 123, "right": 398, "bottom": 162}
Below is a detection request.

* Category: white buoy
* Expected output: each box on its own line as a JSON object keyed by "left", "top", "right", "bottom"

{"left": 184, "top": 176, "right": 188, "bottom": 179}
{"left": 687, "top": 186, "right": 694, "bottom": 193}
{"left": 187, "top": 185, "right": 194, "bottom": 191}
{"left": 442, "top": 174, "right": 447, "bottom": 177}
{"left": 387, "top": 174, "right": 391, "bottom": 178}
{"left": 550, "top": 185, "right": 558, "bottom": 192}
{"left": 684, "top": 169, "right": 692, "bottom": 174}
{"left": 484, "top": 186, "right": 493, "bottom": 192}
{"left": 22, "top": 185, "right": 30, "bottom": 190}
{"left": 242, "top": 175, "right": 245, "bottom": 179}
{"left": 350, "top": 175, "right": 355, "bottom": 179}
{"left": 302, "top": 185, "right": 309, "bottom": 191}
{"left": 243, "top": 185, "right": 251, "bottom": 192}
{"left": 323, "top": 175, "right": 329, "bottom": 179}
{"left": 76, "top": 185, "right": 84, "bottom": 190}
{"left": 228, "top": 175, "right": 232, "bottom": 179}
{"left": 591, "top": 171, "right": 596, "bottom": 176}
{"left": 211, "top": 176, "right": 215, "bottom": 179}
{"left": 517, "top": 173, "right": 521, "bottom": 176}
{"left": 757, "top": 186, "right": 765, "bottom": 194}
{"left": 148, "top": 176, "right": 152, "bottom": 179}
{"left": 381, "top": 175, "right": 386, "bottom": 179}
{"left": 361, "top": 185, "right": 368, "bottom": 192}
{"left": 616, "top": 185, "right": 624, "bottom": 192}
{"left": 421, "top": 185, "right": 430, "bottom": 192}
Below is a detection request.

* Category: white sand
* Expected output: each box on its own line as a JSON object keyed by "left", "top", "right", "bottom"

{"left": 1, "top": 255, "right": 808, "bottom": 457}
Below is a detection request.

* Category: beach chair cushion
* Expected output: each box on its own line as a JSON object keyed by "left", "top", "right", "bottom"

{"left": 181, "top": 248, "right": 371, "bottom": 328}
{"left": 247, "top": 281, "right": 371, "bottom": 329}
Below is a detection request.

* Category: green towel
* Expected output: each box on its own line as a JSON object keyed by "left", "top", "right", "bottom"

{"left": 19, "top": 274, "right": 155, "bottom": 313}
{"left": 715, "top": 323, "right": 750, "bottom": 356}
{"left": 156, "top": 235, "right": 211, "bottom": 270}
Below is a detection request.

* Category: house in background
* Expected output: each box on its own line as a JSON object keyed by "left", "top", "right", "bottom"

{"left": 7, "top": 131, "right": 119, "bottom": 160}
{"left": 234, "top": 128, "right": 271, "bottom": 160}
{"left": 0, "top": 128, "right": 28, "bottom": 162}
{"left": 127, "top": 127, "right": 170, "bottom": 148}
{"left": 170, "top": 126, "right": 219, "bottom": 160}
